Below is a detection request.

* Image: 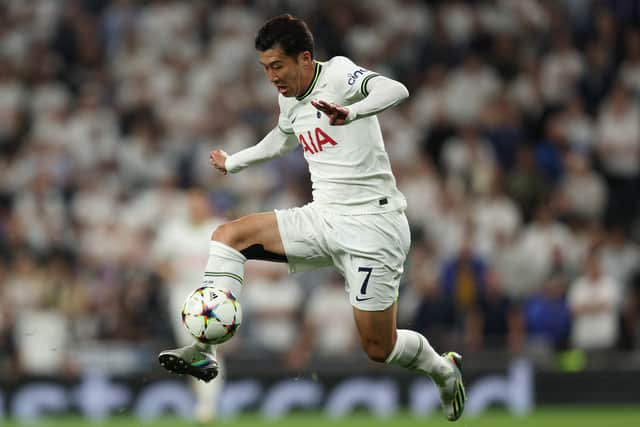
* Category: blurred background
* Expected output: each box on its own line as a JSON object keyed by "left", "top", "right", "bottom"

{"left": 1, "top": 0, "right": 640, "bottom": 424}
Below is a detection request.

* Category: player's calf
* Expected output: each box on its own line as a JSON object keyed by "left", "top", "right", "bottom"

{"left": 361, "top": 338, "right": 394, "bottom": 363}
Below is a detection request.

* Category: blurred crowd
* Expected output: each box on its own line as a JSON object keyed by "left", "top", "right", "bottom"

{"left": 1, "top": 0, "right": 640, "bottom": 378}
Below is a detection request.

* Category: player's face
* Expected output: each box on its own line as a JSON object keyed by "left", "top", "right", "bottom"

{"left": 258, "top": 47, "right": 312, "bottom": 97}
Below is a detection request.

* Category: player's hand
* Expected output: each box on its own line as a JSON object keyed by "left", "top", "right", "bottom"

{"left": 209, "top": 149, "right": 228, "bottom": 175}
{"left": 311, "top": 99, "right": 349, "bottom": 125}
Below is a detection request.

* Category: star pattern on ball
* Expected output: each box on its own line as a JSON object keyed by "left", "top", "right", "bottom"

{"left": 183, "top": 286, "right": 241, "bottom": 344}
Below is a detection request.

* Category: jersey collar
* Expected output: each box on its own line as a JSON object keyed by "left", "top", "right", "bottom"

{"left": 296, "top": 61, "right": 322, "bottom": 101}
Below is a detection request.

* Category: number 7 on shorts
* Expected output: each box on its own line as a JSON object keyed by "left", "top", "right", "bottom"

{"left": 358, "top": 266, "right": 373, "bottom": 295}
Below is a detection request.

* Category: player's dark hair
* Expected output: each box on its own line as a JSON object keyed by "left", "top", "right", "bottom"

{"left": 254, "top": 14, "right": 314, "bottom": 59}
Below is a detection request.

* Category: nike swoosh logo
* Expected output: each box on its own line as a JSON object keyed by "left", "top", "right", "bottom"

{"left": 355, "top": 296, "right": 373, "bottom": 302}
{"left": 190, "top": 359, "right": 212, "bottom": 367}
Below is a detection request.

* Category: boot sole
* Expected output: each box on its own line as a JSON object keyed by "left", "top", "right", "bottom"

{"left": 158, "top": 353, "right": 219, "bottom": 382}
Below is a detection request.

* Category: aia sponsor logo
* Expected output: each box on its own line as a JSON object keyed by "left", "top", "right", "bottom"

{"left": 298, "top": 127, "right": 338, "bottom": 155}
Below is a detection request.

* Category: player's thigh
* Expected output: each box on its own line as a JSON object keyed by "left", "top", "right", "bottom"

{"left": 336, "top": 213, "right": 410, "bottom": 310}
{"left": 214, "top": 212, "right": 284, "bottom": 255}
{"left": 353, "top": 302, "right": 397, "bottom": 355}
{"left": 273, "top": 204, "right": 333, "bottom": 272}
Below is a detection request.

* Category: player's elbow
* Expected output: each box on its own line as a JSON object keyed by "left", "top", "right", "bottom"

{"left": 370, "top": 76, "right": 409, "bottom": 101}
{"left": 396, "top": 81, "right": 409, "bottom": 100}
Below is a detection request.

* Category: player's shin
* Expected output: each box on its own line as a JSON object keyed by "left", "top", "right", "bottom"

{"left": 203, "top": 240, "right": 247, "bottom": 299}
{"left": 385, "top": 329, "right": 452, "bottom": 384}
{"left": 197, "top": 241, "right": 247, "bottom": 352}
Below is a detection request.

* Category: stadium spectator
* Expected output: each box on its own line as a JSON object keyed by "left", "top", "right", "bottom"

{"left": 540, "top": 31, "right": 584, "bottom": 107}
{"left": 505, "top": 145, "right": 549, "bottom": 220}
{"left": 568, "top": 250, "right": 621, "bottom": 351}
{"left": 243, "top": 262, "right": 303, "bottom": 355}
{"left": 561, "top": 96, "right": 594, "bottom": 154}
{"left": 515, "top": 203, "right": 576, "bottom": 298}
{"left": 599, "top": 225, "right": 640, "bottom": 294}
{"left": 595, "top": 83, "right": 640, "bottom": 230}
{"left": 405, "top": 237, "right": 454, "bottom": 349}
{"left": 441, "top": 124, "right": 496, "bottom": 197}
{"left": 439, "top": 223, "right": 489, "bottom": 316}
{"left": 471, "top": 172, "right": 521, "bottom": 258}
{"left": 413, "top": 278, "right": 457, "bottom": 355}
{"left": 465, "top": 269, "right": 524, "bottom": 352}
{"left": 0, "top": 259, "right": 19, "bottom": 380}
{"left": 599, "top": 225, "right": 640, "bottom": 349}
{"left": 524, "top": 274, "right": 572, "bottom": 352}
{"left": 286, "top": 272, "right": 360, "bottom": 369}
{"left": 620, "top": 28, "right": 640, "bottom": 98}
{"left": 556, "top": 152, "right": 607, "bottom": 223}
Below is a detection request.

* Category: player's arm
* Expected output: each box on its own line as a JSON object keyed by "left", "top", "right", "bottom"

{"left": 311, "top": 75, "right": 409, "bottom": 126}
{"left": 209, "top": 127, "right": 298, "bottom": 174}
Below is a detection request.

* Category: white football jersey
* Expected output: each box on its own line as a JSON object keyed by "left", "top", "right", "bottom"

{"left": 278, "top": 56, "right": 407, "bottom": 214}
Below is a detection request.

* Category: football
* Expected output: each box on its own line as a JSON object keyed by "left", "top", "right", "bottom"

{"left": 181, "top": 286, "right": 242, "bottom": 344}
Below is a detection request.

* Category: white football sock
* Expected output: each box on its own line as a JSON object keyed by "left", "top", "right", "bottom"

{"left": 385, "top": 329, "right": 453, "bottom": 384}
{"left": 195, "top": 241, "right": 246, "bottom": 353}
{"left": 202, "top": 240, "right": 247, "bottom": 298}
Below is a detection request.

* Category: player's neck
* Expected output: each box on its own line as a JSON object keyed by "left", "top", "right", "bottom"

{"left": 296, "top": 60, "right": 317, "bottom": 98}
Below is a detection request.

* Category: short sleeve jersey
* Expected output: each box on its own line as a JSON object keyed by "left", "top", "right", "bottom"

{"left": 277, "top": 56, "right": 406, "bottom": 214}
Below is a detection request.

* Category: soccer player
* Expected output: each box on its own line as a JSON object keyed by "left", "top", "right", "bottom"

{"left": 159, "top": 14, "right": 466, "bottom": 421}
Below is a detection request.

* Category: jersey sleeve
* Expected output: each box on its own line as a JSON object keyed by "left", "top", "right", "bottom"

{"left": 277, "top": 95, "right": 295, "bottom": 135}
{"left": 225, "top": 127, "right": 299, "bottom": 173}
{"left": 327, "top": 56, "right": 381, "bottom": 104}
{"left": 277, "top": 110, "right": 295, "bottom": 135}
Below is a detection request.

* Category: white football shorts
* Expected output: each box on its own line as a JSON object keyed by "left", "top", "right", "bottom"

{"left": 274, "top": 202, "right": 411, "bottom": 311}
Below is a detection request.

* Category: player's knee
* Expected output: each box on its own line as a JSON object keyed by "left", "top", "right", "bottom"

{"left": 362, "top": 340, "right": 392, "bottom": 363}
{"left": 211, "top": 223, "right": 238, "bottom": 247}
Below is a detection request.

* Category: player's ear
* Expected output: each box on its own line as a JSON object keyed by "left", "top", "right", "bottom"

{"left": 297, "top": 51, "right": 312, "bottom": 66}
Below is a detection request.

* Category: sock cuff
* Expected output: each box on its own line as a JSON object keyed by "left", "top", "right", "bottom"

{"left": 385, "top": 330, "right": 404, "bottom": 364}
{"left": 386, "top": 329, "right": 426, "bottom": 367}
{"left": 193, "top": 341, "right": 216, "bottom": 355}
{"left": 210, "top": 240, "right": 247, "bottom": 263}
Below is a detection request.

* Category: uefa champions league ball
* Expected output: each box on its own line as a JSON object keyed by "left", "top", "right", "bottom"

{"left": 181, "top": 286, "right": 242, "bottom": 344}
